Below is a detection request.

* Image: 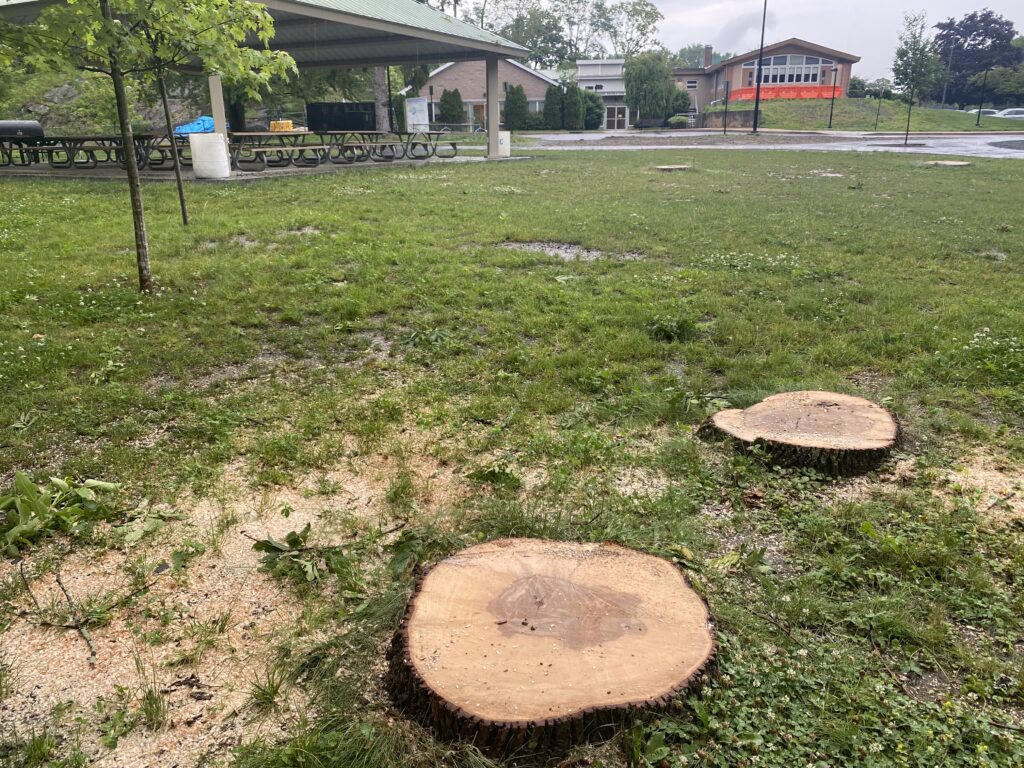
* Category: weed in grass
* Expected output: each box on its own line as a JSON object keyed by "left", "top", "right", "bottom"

{"left": 170, "top": 610, "right": 233, "bottom": 667}
{"left": 646, "top": 314, "right": 698, "bottom": 343}
{"left": 249, "top": 665, "right": 288, "bottom": 715}
{"left": 466, "top": 463, "right": 523, "bottom": 494}
{"left": 140, "top": 685, "right": 167, "bottom": 731}
{"left": 384, "top": 472, "right": 416, "bottom": 514}
{"left": 0, "top": 652, "right": 15, "bottom": 701}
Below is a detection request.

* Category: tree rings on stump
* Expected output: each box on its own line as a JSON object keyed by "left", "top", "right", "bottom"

{"left": 706, "top": 390, "right": 898, "bottom": 474}
{"left": 387, "top": 538, "right": 714, "bottom": 753}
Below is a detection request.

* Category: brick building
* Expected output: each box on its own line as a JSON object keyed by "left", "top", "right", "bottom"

{"left": 404, "top": 59, "right": 559, "bottom": 128}
{"left": 673, "top": 38, "right": 860, "bottom": 113}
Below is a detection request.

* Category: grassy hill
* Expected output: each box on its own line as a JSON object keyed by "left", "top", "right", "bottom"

{"left": 708, "top": 97, "right": 1023, "bottom": 132}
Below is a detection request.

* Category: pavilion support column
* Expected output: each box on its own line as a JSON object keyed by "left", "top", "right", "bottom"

{"left": 208, "top": 74, "right": 230, "bottom": 164}
{"left": 485, "top": 54, "right": 500, "bottom": 159}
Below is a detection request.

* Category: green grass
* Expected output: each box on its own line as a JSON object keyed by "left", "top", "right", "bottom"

{"left": 709, "top": 97, "right": 1024, "bottom": 132}
{"left": 2, "top": 150, "right": 1024, "bottom": 767}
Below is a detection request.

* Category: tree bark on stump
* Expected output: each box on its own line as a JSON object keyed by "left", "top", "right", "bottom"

{"left": 387, "top": 539, "right": 715, "bottom": 754}
{"left": 703, "top": 390, "right": 899, "bottom": 474}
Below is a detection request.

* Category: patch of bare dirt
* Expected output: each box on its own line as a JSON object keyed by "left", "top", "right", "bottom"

{"left": 0, "top": 433, "right": 467, "bottom": 767}
{"left": 502, "top": 241, "right": 644, "bottom": 262}
{"left": 942, "top": 448, "right": 1024, "bottom": 524}
{"left": 230, "top": 235, "right": 260, "bottom": 249}
{"left": 612, "top": 466, "right": 669, "bottom": 498}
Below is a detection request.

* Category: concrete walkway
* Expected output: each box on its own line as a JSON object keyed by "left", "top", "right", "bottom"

{"left": 528, "top": 130, "right": 1024, "bottom": 160}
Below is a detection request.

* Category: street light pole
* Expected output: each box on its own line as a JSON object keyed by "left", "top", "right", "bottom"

{"left": 874, "top": 82, "right": 884, "bottom": 131}
{"left": 751, "top": 0, "right": 768, "bottom": 134}
{"left": 940, "top": 40, "right": 956, "bottom": 107}
{"left": 827, "top": 67, "right": 839, "bottom": 129}
{"left": 975, "top": 68, "right": 989, "bottom": 126}
{"left": 723, "top": 80, "right": 730, "bottom": 135}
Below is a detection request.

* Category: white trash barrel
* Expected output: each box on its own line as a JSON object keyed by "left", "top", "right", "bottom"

{"left": 498, "top": 130, "right": 511, "bottom": 158}
{"left": 188, "top": 133, "right": 231, "bottom": 179}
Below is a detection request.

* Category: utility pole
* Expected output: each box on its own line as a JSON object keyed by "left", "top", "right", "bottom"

{"left": 751, "top": 0, "right": 768, "bottom": 133}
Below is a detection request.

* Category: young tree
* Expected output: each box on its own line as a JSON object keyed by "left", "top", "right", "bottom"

{"left": 437, "top": 87, "right": 465, "bottom": 124}
{"left": 582, "top": 88, "right": 604, "bottom": 129}
{"left": 562, "top": 83, "right": 584, "bottom": 129}
{"left": 503, "top": 83, "right": 529, "bottom": 129}
{"left": 623, "top": 51, "right": 674, "bottom": 121}
{"left": 933, "top": 10, "right": 1021, "bottom": 107}
{"left": 603, "top": 0, "right": 662, "bottom": 58}
{"left": 893, "top": 12, "right": 940, "bottom": 145}
{"left": 670, "top": 88, "right": 690, "bottom": 114}
{"left": 2, "top": 0, "right": 294, "bottom": 291}
{"left": 542, "top": 83, "right": 564, "bottom": 129}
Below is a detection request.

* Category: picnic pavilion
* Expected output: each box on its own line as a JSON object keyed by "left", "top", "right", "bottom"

{"left": 0, "top": 0, "right": 528, "bottom": 159}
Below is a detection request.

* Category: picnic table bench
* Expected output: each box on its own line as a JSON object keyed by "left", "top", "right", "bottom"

{"left": 1, "top": 132, "right": 162, "bottom": 169}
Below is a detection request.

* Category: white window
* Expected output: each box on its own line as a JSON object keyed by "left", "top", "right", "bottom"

{"left": 686, "top": 80, "right": 698, "bottom": 89}
{"left": 742, "top": 55, "right": 834, "bottom": 86}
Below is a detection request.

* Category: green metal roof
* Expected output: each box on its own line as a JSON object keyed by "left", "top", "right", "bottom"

{"left": 280, "top": 0, "right": 526, "bottom": 52}
{"left": 1, "top": 0, "right": 528, "bottom": 59}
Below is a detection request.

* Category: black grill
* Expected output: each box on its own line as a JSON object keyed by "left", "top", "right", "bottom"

{"left": 0, "top": 120, "right": 44, "bottom": 139}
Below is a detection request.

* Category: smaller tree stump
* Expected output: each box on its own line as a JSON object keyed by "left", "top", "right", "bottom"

{"left": 705, "top": 391, "right": 898, "bottom": 473}
{"left": 387, "top": 539, "right": 714, "bottom": 753}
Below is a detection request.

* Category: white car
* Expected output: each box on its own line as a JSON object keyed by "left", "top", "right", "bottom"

{"left": 994, "top": 108, "right": 1024, "bottom": 119}
{"left": 967, "top": 108, "right": 999, "bottom": 116}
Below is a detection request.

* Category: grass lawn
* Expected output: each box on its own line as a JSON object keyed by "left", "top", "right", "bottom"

{"left": 708, "top": 98, "right": 1024, "bottom": 132}
{"left": 1, "top": 150, "right": 1023, "bottom": 767}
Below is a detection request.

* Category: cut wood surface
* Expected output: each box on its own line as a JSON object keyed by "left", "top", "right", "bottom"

{"left": 655, "top": 164, "right": 693, "bottom": 171}
{"left": 708, "top": 390, "right": 898, "bottom": 472}
{"left": 387, "top": 538, "right": 714, "bottom": 751}
{"left": 924, "top": 160, "right": 971, "bottom": 166}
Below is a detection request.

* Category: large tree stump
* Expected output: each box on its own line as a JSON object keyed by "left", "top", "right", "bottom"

{"left": 387, "top": 538, "right": 714, "bottom": 753}
{"left": 705, "top": 390, "right": 898, "bottom": 473}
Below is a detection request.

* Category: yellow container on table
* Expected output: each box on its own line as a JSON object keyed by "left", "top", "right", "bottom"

{"left": 270, "top": 119, "right": 294, "bottom": 132}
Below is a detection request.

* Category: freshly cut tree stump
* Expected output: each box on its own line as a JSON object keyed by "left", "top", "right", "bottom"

{"left": 924, "top": 160, "right": 971, "bottom": 167}
{"left": 705, "top": 391, "right": 898, "bottom": 473}
{"left": 655, "top": 164, "right": 693, "bottom": 171}
{"left": 387, "top": 538, "right": 714, "bottom": 753}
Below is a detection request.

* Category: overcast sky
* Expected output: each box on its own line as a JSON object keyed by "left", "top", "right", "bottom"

{"left": 651, "top": 1, "right": 1021, "bottom": 79}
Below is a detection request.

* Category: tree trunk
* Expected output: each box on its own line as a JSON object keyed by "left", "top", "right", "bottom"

{"left": 158, "top": 72, "right": 188, "bottom": 227}
{"left": 703, "top": 390, "right": 899, "bottom": 475}
{"left": 387, "top": 539, "right": 714, "bottom": 754}
{"left": 227, "top": 98, "right": 246, "bottom": 133}
{"left": 372, "top": 66, "right": 390, "bottom": 132}
{"left": 99, "top": 0, "right": 152, "bottom": 293}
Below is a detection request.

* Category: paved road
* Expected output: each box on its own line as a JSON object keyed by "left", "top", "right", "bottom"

{"left": 530, "top": 130, "right": 1024, "bottom": 160}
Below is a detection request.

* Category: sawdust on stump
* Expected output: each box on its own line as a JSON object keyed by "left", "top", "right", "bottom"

{"left": 387, "top": 538, "right": 714, "bottom": 754}
{"left": 705, "top": 391, "right": 898, "bottom": 474}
